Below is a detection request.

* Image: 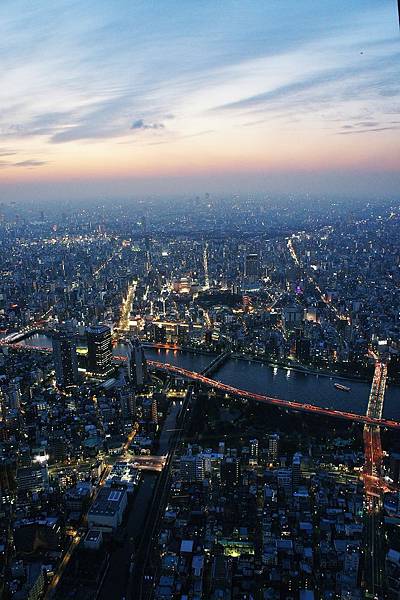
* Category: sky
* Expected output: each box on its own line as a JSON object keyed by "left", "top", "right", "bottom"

{"left": 0, "top": 0, "right": 399, "bottom": 202}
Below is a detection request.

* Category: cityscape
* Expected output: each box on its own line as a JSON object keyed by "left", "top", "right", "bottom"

{"left": 1, "top": 196, "right": 400, "bottom": 599}
{"left": 1, "top": 1, "right": 400, "bottom": 600}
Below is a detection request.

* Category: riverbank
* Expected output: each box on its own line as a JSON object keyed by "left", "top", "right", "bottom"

{"left": 230, "top": 353, "right": 372, "bottom": 383}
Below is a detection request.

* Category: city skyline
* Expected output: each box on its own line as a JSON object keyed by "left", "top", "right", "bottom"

{"left": 0, "top": 0, "right": 399, "bottom": 201}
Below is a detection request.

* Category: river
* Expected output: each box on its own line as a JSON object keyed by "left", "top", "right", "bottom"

{"left": 18, "top": 333, "right": 400, "bottom": 420}
{"left": 143, "top": 347, "right": 400, "bottom": 421}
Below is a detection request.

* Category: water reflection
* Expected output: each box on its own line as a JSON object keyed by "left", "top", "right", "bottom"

{"left": 18, "top": 334, "right": 400, "bottom": 420}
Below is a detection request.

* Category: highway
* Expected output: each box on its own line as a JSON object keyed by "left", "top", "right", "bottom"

{"left": 147, "top": 360, "right": 400, "bottom": 430}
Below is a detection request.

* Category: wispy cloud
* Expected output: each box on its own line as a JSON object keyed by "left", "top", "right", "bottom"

{"left": 338, "top": 125, "right": 400, "bottom": 135}
{"left": 13, "top": 159, "right": 47, "bottom": 167}
{"left": 0, "top": 0, "right": 398, "bottom": 193}
{"left": 131, "top": 119, "right": 165, "bottom": 131}
{"left": 212, "top": 51, "right": 400, "bottom": 118}
{"left": 0, "top": 149, "right": 16, "bottom": 157}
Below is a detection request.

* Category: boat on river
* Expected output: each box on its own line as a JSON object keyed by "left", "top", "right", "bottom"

{"left": 334, "top": 383, "right": 351, "bottom": 392}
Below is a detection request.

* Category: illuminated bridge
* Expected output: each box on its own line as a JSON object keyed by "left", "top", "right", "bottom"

{"left": 147, "top": 360, "right": 400, "bottom": 430}
{"left": 362, "top": 360, "right": 388, "bottom": 597}
{"left": 3, "top": 340, "right": 399, "bottom": 430}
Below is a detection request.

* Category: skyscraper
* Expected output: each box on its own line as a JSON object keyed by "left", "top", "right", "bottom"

{"left": 86, "top": 325, "right": 114, "bottom": 378}
{"left": 221, "top": 457, "right": 240, "bottom": 487}
{"left": 53, "top": 331, "right": 78, "bottom": 388}
{"left": 292, "top": 452, "right": 302, "bottom": 488}
{"left": 249, "top": 438, "right": 259, "bottom": 460}
{"left": 118, "top": 386, "right": 136, "bottom": 424}
{"left": 244, "top": 253, "right": 260, "bottom": 283}
{"left": 268, "top": 433, "right": 280, "bottom": 461}
{"left": 130, "top": 338, "right": 148, "bottom": 389}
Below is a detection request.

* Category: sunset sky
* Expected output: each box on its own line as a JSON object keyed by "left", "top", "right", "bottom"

{"left": 0, "top": 0, "right": 399, "bottom": 201}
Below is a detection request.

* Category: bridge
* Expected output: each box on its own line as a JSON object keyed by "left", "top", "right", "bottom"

{"left": 3, "top": 339, "right": 399, "bottom": 431}
{"left": 1, "top": 326, "right": 44, "bottom": 344}
{"left": 201, "top": 350, "right": 231, "bottom": 377}
{"left": 363, "top": 359, "right": 388, "bottom": 598}
{"left": 147, "top": 360, "right": 400, "bottom": 430}
{"left": 363, "top": 360, "right": 387, "bottom": 496}
{"left": 129, "top": 455, "right": 166, "bottom": 472}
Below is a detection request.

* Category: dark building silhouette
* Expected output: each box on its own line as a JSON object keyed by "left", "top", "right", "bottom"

{"left": 53, "top": 331, "right": 78, "bottom": 387}
{"left": 221, "top": 457, "right": 240, "bottom": 487}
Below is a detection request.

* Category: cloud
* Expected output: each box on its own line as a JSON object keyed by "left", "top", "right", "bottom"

{"left": 213, "top": 51, "right": 400, "bottom": 117}
{"left": 131, "top": 119, "right": 165, "bottom": 131}
{"left": 338, "top": 125, "right": 400, "bottom": 135}
{"left": 13, "top": 159, "right": 47, "bottom": 167}
{"left": 142, "top": 129, "right": 215, "bottom": 146}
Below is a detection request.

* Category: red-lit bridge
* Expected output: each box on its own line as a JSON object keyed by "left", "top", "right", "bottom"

{"left": 3, "top": 341, "right": 399, "bottom": 430}
{"left": 362, "top": 359, "right": 388, "bottom": 596}
{"left": 147, "top": 360, "right": 400, "bottom": 430}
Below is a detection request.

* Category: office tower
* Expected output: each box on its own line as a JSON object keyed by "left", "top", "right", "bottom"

{"left": 151, "top": 396, "right": 158, "bottom": 425}
{"left": 268, "top": 434, "right": 280, "bottom": 461}
{"left": 292, "top": 452, "right": 302, "bottom": 488}
{"left": 130, "top": 338, "right": 147, "bottom": 389}
{"left": 118, "top": 387, "right": 136, "bottom": 423}
{"left": 180, "top": 455, "right": 205, "bottom": 482}
{"left": 295, "top": 337, "right": 311, "bottom": 362}
{"left": 244, "top": 253, "right": 260, "bottom": 283}
{"left": 86, "top": 325, "right": 114, "bottom": 378}
{"left": 221, "top": 457, "right": 240, "bottom": 487}
{"left": 249, "top": 439, "right": 259, "bottom": 460}
{"left": 53, "top": 331, "right": 78, "bottom": 388}
{"left": 276, "top": 468, "right": 292, "bottom": 495}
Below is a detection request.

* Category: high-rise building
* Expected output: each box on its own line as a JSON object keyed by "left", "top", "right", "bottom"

{"left": 276, "top": 468, "right": 292, "bottom": 495}
{"left": 118, "top": 386, "right": 136, "bottom": 424}
{"left": 221, "top": 457, "right": 240, "bottom": 487}
{"left": 292, "top": 452, "right": 302, "bottom": 488}
{"left": 151, "top": 396, "right": 158, "bottom": 425}
{"left": 244, "top": 253, "right": 260, "bottom": 283}
{"left": 249, "top": 439, "right": 259, "bottom": 460}
{"left": 53, "top": 331, "right": 78, "bottom": 388}
{"left": 295, "top": 337, "right": 311, "bottom": 362}
{"left": 130, "top": 338, "right": 148, "bottom": 388}
{"left": 86, "top": 325, "right": 114, "bottom": 378}
{"left": 180, "top": 455, "right": 205, "bottom": 482}
{"left": 268, "top": 433, "right": 280, "bottom": 461}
